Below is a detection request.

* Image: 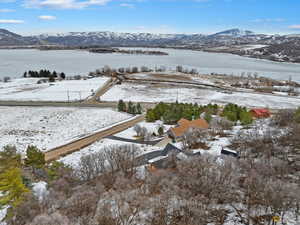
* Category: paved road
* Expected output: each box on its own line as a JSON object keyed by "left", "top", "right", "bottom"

{"left": 44, "top": 115, "right": 145, "bottom": 162}
{"left": 0, "top": 100, "right": 117, "bottom": 108}
{"left": 86, "top": 78, "right": 117, "bottom": 103}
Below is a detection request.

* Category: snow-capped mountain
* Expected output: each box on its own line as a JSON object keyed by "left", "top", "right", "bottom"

{"left": 33, "top": 31, "right": 196, "bottom": 47}
{"left": 0, "top": 28, "right": 299, "bottom": 48}
{"left": 211, "top": 29, "right": 255, "bottom": 37}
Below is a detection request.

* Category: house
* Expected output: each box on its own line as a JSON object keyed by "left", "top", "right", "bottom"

{"left": 168, "top": 118, "right": 209, "bottom": 141}
{"left": 250, "top": 108, "right": 271, "bottom": 118}
{"left": 161, "top": 143, "right": 182, "bottom": 156}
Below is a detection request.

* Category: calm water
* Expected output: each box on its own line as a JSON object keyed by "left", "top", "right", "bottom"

{"left": 1, "top": 48, "right": 300, "bottom": 81}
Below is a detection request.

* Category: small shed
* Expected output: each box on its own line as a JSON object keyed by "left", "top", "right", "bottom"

{"left": 221, "top": 148, "right": 239, "bottom": 158}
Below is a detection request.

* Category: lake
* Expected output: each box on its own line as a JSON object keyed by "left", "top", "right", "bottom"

{"left": 1, "top": 48, "right": 300, "bottom": 81}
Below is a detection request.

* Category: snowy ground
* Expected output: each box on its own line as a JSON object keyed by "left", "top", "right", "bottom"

{"left": 60, "top": 138, "right": 161, "bottom": 168}
{"left": 0, "top": 77, "right": 109, "bottom": 102}
{"left": 59, "top": 121, "right": 166, "bottom": 167}
{"left": 0, "top": 106, "right": 132, "bottom": 154}
{"left": 102, "top": 82, "right": 300, "bottom": 109}
{"left": 0, "top": 207, "right": 7, "bottom": 225}
{"left": 114, "top": 121, "right": 171, "bottom": 139}
{"left": 128, "top": 72, "right": 214, "bottom": 85}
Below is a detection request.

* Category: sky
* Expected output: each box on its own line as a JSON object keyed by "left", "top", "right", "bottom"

{"left": 0, "top": 0, "right": 299, "bottom": 35}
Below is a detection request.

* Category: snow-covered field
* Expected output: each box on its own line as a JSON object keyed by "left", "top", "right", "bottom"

{"left": 102, "top": 82, "right": 300, "bottom": 109}
{"left": 60, "top": 121, "right": 166, "bottom": 167}
{"left": 0, "top": 106, "right": 132, "bottom": 153}
{"left": 129, "top": 72, "right": 215, "bottom": 85}
{"left": 0, "top": 77, "right": 109, "bottom": 101}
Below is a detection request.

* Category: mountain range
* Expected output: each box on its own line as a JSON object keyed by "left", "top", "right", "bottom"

{"left": 1, "top": 28, "right": 299, "bottom": 47}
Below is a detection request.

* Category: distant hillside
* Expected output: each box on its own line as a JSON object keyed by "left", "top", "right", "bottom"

{"left": 0, "top": 29, "right": 40, "bottom": 46}
{"left": 1, "top": 28, "right": 300, "bottom": 62}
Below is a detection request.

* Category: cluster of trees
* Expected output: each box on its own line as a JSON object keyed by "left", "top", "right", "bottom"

{"left": 176, "top": 65, "right": 198, "bottom": 74}
{"left": 90, "top": 65, "right": 153, "bottom": 77}
{"left": 222, "top": 103, "right": 253, "bottom": 125}
{"left": 23, "top": 70, "right": 66, "bottom": 81}
{"left": 5, "top": 141, "right": 300, "bottom": 225}
{"left": 90, "top": 65, "right": 202, "bottom": 77}
{"left": 0, "top": 145, "right": 67, "bottom": 222}
{"left": 118, "top": 100, "right": 142, "bottom": 115}
{"left": 146, "top": 102, "right": 219, "bottom": 124}
{"left": 0, "top": 146, "right": 29, "bottom": 219}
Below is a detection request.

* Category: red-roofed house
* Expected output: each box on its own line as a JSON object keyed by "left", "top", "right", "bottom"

{"left": 250, "top": 109, "right": 271, "bottom": 118}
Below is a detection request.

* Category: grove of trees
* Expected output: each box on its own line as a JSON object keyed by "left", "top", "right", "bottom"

{"left": 118, "top": 100, "right": 142, "bottom": 115}
{"left": 23, "top": 70, "right": 66, "bottom": 81}
{"left": 222, "top": 103, "right": 253, "bottom": 125}
{"left": 146, "top": 102, "right": 219, "bottom": 124}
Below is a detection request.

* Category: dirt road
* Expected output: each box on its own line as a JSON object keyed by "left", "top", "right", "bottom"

{"left": 86, "top": 78, "right": 117, "bottom": 103}
{"left": 44, "top": 114, "right": 145, "bottom": 162}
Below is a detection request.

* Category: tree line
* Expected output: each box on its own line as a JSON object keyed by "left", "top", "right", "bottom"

{"left": 146, "top": 102, "right": 219, "bottom": 124}
{"left": 23, "top": 70, "right": 66, "bottom": 81}
{"left": 146, "top": 102, "right": 253, "bottom": 125}
{"left": 118, "top": 100, "right": 142, "bottom": 115}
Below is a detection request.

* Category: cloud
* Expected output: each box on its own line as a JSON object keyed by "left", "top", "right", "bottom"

{"left": 288, "top": 25, "right": 300, "bottom": 29}
{"left": 251, "top": 18, "right": 285, "bottom": 23}
{"left": 120, "top": 3, "right": 134, "bottom": 8}
{"left": 24, "top": 0, "right": 112, "bottom": 9}
{"left": 0, "top": 19, "right": 24, "bottom": 24}
{"left": 0, "top": 9, "right": 15, "bottom": 12}
{"left": 38, "top": 15, "right": 56, "bottom": 20}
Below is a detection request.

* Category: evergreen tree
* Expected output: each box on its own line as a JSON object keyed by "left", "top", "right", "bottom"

{"left": 118, "top": 100, "right": 127, "bottom": 112}
{"left": 128, "top": 101, "right": 133, "bottom": 114}
{"left": 136, "top": 103, "right": 142, "bottom": 114}
{"left": 146, "top": 109, "right": 156, "bottom": 122}
{"left": 24, "top": 146, "right": 45, "bottom": 169}
{"left": 132, "top": 105, "right": 137, "bottom": 115}
{"left": 240, "top": 111, "right": 253, "bottom": 125}
{"left": 0, "top": 167, "right": 29, "bottom": 210}
{"left": 60, "top": 72, "right": 66, "bottom": 79}
{"left": 204, "top": 112, "right": 212, "bottom": 123}
{"left": 0, "top": 146, "right": 21, "bottom": 173}
{"left": 158, "top": 126, "right": 164, "bottom": 136}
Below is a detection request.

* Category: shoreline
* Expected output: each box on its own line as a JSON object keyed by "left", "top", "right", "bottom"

{"left": 0, "top": 44, "right": 299, "bottom": 64}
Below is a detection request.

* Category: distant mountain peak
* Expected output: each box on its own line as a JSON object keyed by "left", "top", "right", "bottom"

{"left": 212, "top": 29, "right": 255, "bottom": 37}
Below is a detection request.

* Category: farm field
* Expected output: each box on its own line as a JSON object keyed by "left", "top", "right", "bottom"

{"left": 0, "top": 106, "right": 132, "bottom": 153}
{"left": 102, "top": 82, "right": 300, "bottom": 109}
{"left": 0, "top": 77, "right": 109, "bottom": 102}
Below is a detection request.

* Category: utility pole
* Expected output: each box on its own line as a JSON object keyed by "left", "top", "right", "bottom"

{"left": 67, "top": 90, "right": 70, "bottom": 102}
{"left": 78, "top": 91, "right": 82, "bottom": 101}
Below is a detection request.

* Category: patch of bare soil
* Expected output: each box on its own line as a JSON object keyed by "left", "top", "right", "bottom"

{"left": 150, "top": 73, "right": 192, "bottom": 81}
{"left": 191, "top": 142, "right": 210, "bottom": 150}
{"left": 10, "top": 86, "right": 46, "bottom": 94}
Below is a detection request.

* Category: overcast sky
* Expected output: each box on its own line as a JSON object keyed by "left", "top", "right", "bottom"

{"left": 0, "top": 0, "right": 299, "bottom": 35}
